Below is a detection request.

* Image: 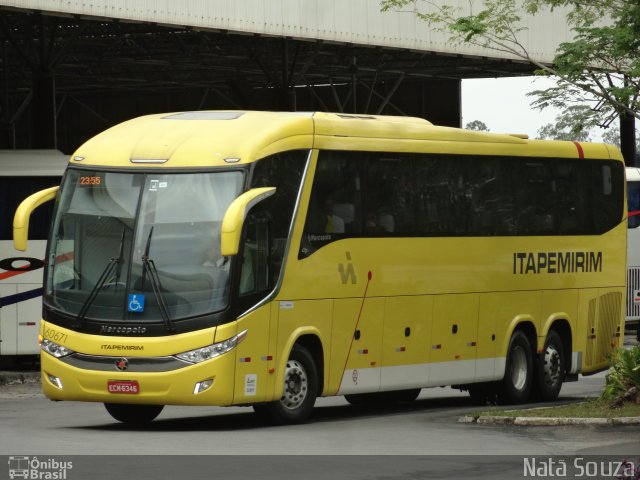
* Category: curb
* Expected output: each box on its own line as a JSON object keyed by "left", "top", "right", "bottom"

{"left": 459, "top": 415, "right": 640, "bottom": 426}
{"left": 0, "top": 371, "right": 41, "bottom": 386}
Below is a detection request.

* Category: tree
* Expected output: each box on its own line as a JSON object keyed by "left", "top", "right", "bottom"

{"left": 380, "top": 0, "right": 640, "bottom": 165}
{"left": 465, "top": 120, "right": 490, "bottom": 131}
{"left": 535, "top": 105, "right": 593, "bottom": 141}
{"left": 602, "top": 127, "right": 640, "bottom": 150}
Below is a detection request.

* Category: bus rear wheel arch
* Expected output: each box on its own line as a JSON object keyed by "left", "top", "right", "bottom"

{"left": 253, "top": 344, "right": 318, "bottom": 425}
{"left": 104, "top": 403, "right": 164, "bottom": 424}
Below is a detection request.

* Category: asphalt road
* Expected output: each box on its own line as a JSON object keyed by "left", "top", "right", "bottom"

{"left": 1, "top": 335, "right": 638, "bottom": 480}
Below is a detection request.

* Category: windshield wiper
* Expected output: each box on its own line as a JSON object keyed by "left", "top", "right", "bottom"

{"left": 76, "top": 258, "right": 118, "bottom": 325}
{"left": 114, "top": 227, "right": 126, "bottom": 287}
{"left": 141, "top": 227, "right": 175, "bottom": 333}
{"left": 76, "top": 228, "right": 127, "bottom": 325}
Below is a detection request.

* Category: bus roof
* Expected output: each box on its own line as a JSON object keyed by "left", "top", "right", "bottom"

{"left": 0, "top": 150, "right": 68, "bottom": 176}
{"left": 69, "top": 111, "right": 622, "bottom": 168}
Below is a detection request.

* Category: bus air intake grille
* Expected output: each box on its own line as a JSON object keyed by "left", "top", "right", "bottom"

{"left": 627, "top": 267, "right": 640, "bottom": 320}
{"left": 596, "top": 292, "right": 622, "bottom": 362}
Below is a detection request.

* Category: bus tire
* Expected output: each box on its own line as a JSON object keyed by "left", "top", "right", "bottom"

{"left": 253, "top": 345, "right": 318, "bottom": 425}
{"left": 535, "top": 330, "right": 565, "bottom": 401}
{"left": 344, "top": 388, "right": 421, "bottom": 406}
{"left": 104, "top": 403, "right": 164, "bottom": 424}
{"left": 498, "top": 330, "right": 533, "bottom": 404}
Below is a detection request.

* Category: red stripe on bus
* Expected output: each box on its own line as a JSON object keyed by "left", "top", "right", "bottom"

{"left": 572, "top": 141, "right": 584, "bottom": 158}
{"left": 0, "top": 270, "right": 30, "bottom": 281}
{"left": 630, "top": 210, "right": 640, "bottom": 218}
{"left": 0, "top": 252, "right": 73, "bottom": 282}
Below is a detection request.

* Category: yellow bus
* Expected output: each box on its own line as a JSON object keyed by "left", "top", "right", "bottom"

{"left": 14, "top": 111, "right": 626, "bottom": 424}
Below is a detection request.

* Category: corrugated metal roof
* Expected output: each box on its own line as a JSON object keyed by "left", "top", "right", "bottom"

{"left": 0, "top": 0, "right": 570, "bottom": 63}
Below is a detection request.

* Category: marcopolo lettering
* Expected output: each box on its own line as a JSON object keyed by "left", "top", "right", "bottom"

{"left": 100, "top": 325, "right": 147, "bottom": 335}
{"left": 513, "top": 251, "right": 603, "bottom": 275}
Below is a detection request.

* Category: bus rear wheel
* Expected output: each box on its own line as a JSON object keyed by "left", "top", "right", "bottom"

{"left": 535, "top": 330, "right": 565, "bottom": 401}
{"left": 104, "top": 403, "right": 164, "bottom": 424}
{"left": 498, "top": 330, "right": 533, "bottom": 404}
{"left": 253, "top": 345, "right": 318, "bottom": 425}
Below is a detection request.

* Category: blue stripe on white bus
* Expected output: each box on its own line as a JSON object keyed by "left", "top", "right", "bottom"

{"left": 0, "top": 288, "right": 43, "bottom": 307}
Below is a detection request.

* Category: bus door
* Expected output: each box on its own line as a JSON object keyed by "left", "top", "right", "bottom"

{"left": 0, "top": 256, "right": 44, "bottom": 356}
{"left": 0, "top": 282, "right": 18, "bottom": 355}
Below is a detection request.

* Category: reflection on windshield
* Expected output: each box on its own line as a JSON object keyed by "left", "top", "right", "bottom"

{"left": 47, "top": 169, "right": 243, "bottom": 323}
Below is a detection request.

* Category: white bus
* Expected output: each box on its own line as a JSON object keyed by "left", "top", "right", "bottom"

{"left": 0, "top": 150, "right": 66, "bottom": 356}
{"left": 627, "top": 166, "right": 640, "bottom": 340}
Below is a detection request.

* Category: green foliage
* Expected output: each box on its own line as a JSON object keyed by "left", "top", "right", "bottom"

{"left": 479, "top": 398, "right": 640, "bottom": 419}
{"left": 601, "top": 127, "right": 640, "bottom": 150}
{"left": 464, "top": 120, "right": 490, "bottom": 131}
{"left": 602, "top": 346, "right": 640, "bottom": 401}
{"left": 535, "top": 106, "right": 595, "bottom": 141}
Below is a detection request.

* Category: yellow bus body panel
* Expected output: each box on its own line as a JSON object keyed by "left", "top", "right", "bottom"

{"left": 39, "top": 111, "right": 627, "bottom": 408}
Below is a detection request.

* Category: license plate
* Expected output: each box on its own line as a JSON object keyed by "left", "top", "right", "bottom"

{"left": 107, "top": 380, "right": 140, "bottom": 394}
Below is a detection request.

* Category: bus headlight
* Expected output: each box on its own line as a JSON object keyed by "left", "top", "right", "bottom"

{"left": 175, "top": 329, "right": 247, "bottom": 364}
{"left": 41, "top": 339, "right": 75, "bottom": 358}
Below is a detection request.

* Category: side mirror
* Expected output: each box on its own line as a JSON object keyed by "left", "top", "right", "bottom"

{"left": 221, "top": 187, "right": 276, "bottom": 256}
{"left": 13, "top": 186, "right": 59, "bottom": 251}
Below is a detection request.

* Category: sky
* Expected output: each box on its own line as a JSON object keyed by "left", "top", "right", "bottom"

{"left": 461, "top": 76, "right": 563, "bottom": 139}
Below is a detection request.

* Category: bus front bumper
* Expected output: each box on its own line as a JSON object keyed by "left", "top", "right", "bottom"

{"left": 40, "top": 351, "right": 236, "bottom": 406}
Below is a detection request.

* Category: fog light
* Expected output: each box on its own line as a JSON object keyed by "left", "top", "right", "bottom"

{"left": 47, "top": 373, "right": 63, "bottom": 389}
{"left": 194, "top": 378, "right": 213, "bottom": 394}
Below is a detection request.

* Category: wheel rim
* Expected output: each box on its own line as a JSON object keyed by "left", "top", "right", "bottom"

{"left": 543, "top": 344, "right": 562, "bottom": 387}
{"left": 280, "top": 359, "right": 308, "bottom": 410}
{"left": 511, "top": 345, "right": 528, "bottom": 391}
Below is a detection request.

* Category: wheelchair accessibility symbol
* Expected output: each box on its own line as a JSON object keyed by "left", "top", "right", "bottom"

{"left": 128, "top": 294, "right": 145, "bottom": 313}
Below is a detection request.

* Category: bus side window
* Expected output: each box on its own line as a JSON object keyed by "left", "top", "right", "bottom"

{"left": 593, "top": 163, "right": 624, "bottom": 233}
{"left": 238, "top": 150, "right": 306, "bottom": 309}
{"left": 0, "top": 176, "right": 59, "bottom": 240}
{"left": 300, "top": 151, "right": 361, "bottom": 257}
{"left": 362, "top": 153, "right": 418, "bottom": 235}
{"left": 239, "top": 215, "right": 270, "bottom": 297}
{"left": 629, "top": 181, "right": 640, "bottom": 229}
{"left": 468, "top": 158, "right": 517, "bottom": 236}
{"left": 555, "top": 161, "right": 588, "bottom": 234}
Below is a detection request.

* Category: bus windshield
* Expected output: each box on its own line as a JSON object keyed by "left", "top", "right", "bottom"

{"left": 45, "top": 169, "right": 244, "bottom": 323}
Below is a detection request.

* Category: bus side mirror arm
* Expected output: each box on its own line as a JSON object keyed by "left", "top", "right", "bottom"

{"left": 13, "top": 186, "right": 59, "bottom": 251}
{"left": 221, "top": 187, "right": 276, "bottom": 256}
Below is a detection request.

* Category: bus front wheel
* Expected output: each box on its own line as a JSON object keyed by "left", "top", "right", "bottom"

{"left": 535, "top": 330, "right": 565, "bottom": 401}
{"left": 499, "top": 330, "right": 533, "bottom": 404}
{"left": 104, "top": 403, "right": 164, "bottom": 424}
{"left": 253, "top": 345, "right": 318, "bottom": 425}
